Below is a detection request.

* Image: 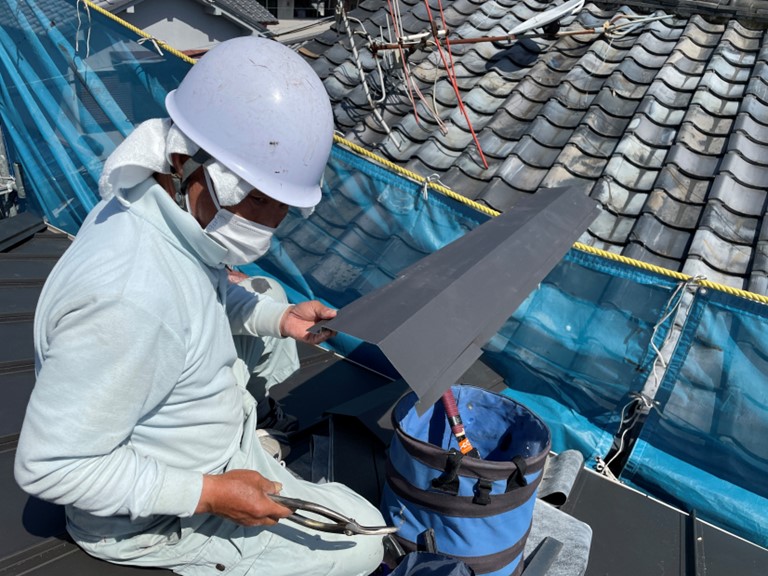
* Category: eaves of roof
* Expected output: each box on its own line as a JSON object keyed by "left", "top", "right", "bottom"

{"left": 301, "top": 0, "right": 768, "bottom": 295}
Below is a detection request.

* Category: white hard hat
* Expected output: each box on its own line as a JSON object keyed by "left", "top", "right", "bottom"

{"left": 165, "top": 37, "right": 334, "bottom": 208}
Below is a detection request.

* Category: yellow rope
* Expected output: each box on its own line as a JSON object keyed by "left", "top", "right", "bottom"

{"left": 333, "top": 134, "right": 499, "bottom": 218}
{"left": 333, "top": 135, "right": 768, "bottom": 306}
{"left": 82, "top": 0, "right": 197, "bottom": 65}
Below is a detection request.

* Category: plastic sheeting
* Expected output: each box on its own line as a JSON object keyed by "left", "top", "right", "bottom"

{"left": 3, "top": 0, "right": 767, "bottom": 549}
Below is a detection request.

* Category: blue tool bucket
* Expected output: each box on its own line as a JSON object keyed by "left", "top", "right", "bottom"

{"left": 381, "top": 385, "right": 551, "bottom": 576}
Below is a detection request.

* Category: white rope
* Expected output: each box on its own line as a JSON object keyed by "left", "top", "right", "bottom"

{"left": 420, "top": 173, "right": 445, "bottom": 200}
{"left": 649, "top": 275, "right": 704, "bottom": 387}
{"left": 347, "top": 15, "right": 387, "bottom": 104}
{"left": 337, "top": 0, "right": 402, "bottom": 149}
{"left": 137, "top": 36, "right": 165, "bottom": 56}
{"left": 604, "top": 14, "right": 673, "bottom": 39}
{"left": 75, "top": 0, "right": 92, "bottom": 58}
{"left": 595, "top": 275, "right": 703, "bottom": 480}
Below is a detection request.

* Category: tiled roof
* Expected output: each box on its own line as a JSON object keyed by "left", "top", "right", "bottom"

{"left": 300, "top": 0, "right": 768, "bottom": 294}
{"left": 93, "top": 0, "right": 278, "bottom": 26}
{"left": 213, "top": 0, "right": 278, "bottom": 26}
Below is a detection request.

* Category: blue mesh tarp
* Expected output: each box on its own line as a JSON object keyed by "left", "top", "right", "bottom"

{"left": 621, "top": 288, "right": 768, "bottom": 546}
{"left": 0, "top": 0, "right": 190, "bottom": 233}
{"left": 480, "top": 250, "right": 679, "bottom": 464}
{"left": 3, "top": 0, "right": 768, "bottom": 549}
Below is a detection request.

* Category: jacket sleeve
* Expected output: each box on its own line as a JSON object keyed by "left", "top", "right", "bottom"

{"left": 225, "top": 282, "right": 290, "bottom": 338}
{"left": 14, "top": 297, "right": 202, "bottom": 520}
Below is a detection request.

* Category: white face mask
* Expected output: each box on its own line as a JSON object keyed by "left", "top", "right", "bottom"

{"left": 202, "top": 169, "right": 275, "bottom": 266}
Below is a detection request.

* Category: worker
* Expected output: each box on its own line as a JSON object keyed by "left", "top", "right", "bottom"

{"left": 14, "top": 37, "right": 385, "bottom": 576}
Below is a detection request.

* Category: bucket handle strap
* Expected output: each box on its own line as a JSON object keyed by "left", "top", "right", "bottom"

{"left": 431, "top": 449, "right": 464, "bottom": 495}
{"left": 506, "top": 455, "right": 529, "bottom": 491}
{"left": 474, "top": 454, "right": 529, "bottom": 504}
{"left": 472, "top": 478, "right": 494, "bottom": 505}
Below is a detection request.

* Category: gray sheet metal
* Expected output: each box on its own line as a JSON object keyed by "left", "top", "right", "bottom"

{"left": 315, "top": 186, "right": 599, "bottom": 412}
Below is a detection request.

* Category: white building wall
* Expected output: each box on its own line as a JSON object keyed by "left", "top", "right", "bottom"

{"left": 117, "top": 0, "right": 253, "bottom": 52}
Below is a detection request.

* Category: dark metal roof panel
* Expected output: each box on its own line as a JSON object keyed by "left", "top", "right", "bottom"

{"left": 315, "top": 186, "right": 599, "bottom": 411}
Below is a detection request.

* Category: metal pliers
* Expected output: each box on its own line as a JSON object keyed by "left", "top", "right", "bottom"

{"left": 269, "top": 494, "right": 398, "bottom": 536}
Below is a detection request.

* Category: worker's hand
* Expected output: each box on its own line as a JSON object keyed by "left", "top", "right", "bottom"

{"left": 196, "top": 470, "right": 293, "bottom": 526}
{"left": 280, "top": 301, "right": 337, "bottom": 345}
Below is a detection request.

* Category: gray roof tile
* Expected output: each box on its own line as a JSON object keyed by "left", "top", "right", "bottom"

{"left": 528, "top": 116, "right": 574, "bottom": 147}
{"left": 604, "top": 154, "right": 658, "bottom": 190}
{"left": 702, "top": 69, "right": 748, "bottom": 100}
{"left": 655, "top": 164, "right": 710, "bottom": 204}
{"left": 307, "top": 0, "right": 768, "bottom": 293}
{"left": 623, "top": 242, "right": 683, "bottom": 270}
{"left": 644, "top": 188, "right": 702, "bottom": 229}
{"left": 588, "top": 207, "right": 636, "bottom": 245}
{"left": 540, "top": 163, "right": 599, "bottom": 192}
{"left": 698, "top": 201, "right": 758, "bottom": 245}
{"left": 630, "top": 213, "right": 692, "bottom": 259}
{"left": 558, "top": 143, "right": 608, "bottom": 179}
{"left": 205, "top": 0, "right": 277, "bottom": 26}
{"left": 721, "top": 150, "right": 768, "bottom": 187}
{"left": 709, "top": 173, "right": 767, "bottom": 216}
{"left": 630, "top": 114, "right": 677, "bottom": 147}
{"left": 614, "top": 133, "right": 667, "bottom": 167}
{"left": 514, "top": 135, "right": 562, "bottom": 167}
{"left": 673, "top": 35, "right": 716, "bottom": 62}
{"left": 494, "top": 155, "right": 549, "bottom": 190}
{"left": 592, "top": 178, "right": 649, "bottom": 216}
{"left": 666, "top": 142, "right": 719, "bottom": 179}
{"left": 476, "top": 177, "right": 526, "bottom": 209}
{"left": 691, "top": 88, "right": 741, "bottom": 116}
{"left": 726, "top": 131, "right": 768, "bottom": 163}
{"left": 585, "top": 106, "right": 632, "bottom": 138}
{"left": 677, "top": 121, "right": 726, "bottom": 155}
{"left": 687, "top": 228, "right": 752, "bottom": 275}
{"left": 733, "top": 112, "right": 768, "bottom": 144}
{"left": 682, "top": 257, "right": 743, "bottom": 286}
{"left": 541, "top": 98, "right": 588, "bottom": 127}
{"left": 570, "top": 124, "right": 618, "bottom": 158}
{"left": 684, "top": 104, "right": 734, "bottom": 135}
{"left": 644, "top": 77, "right": 694, "bottom": 108}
